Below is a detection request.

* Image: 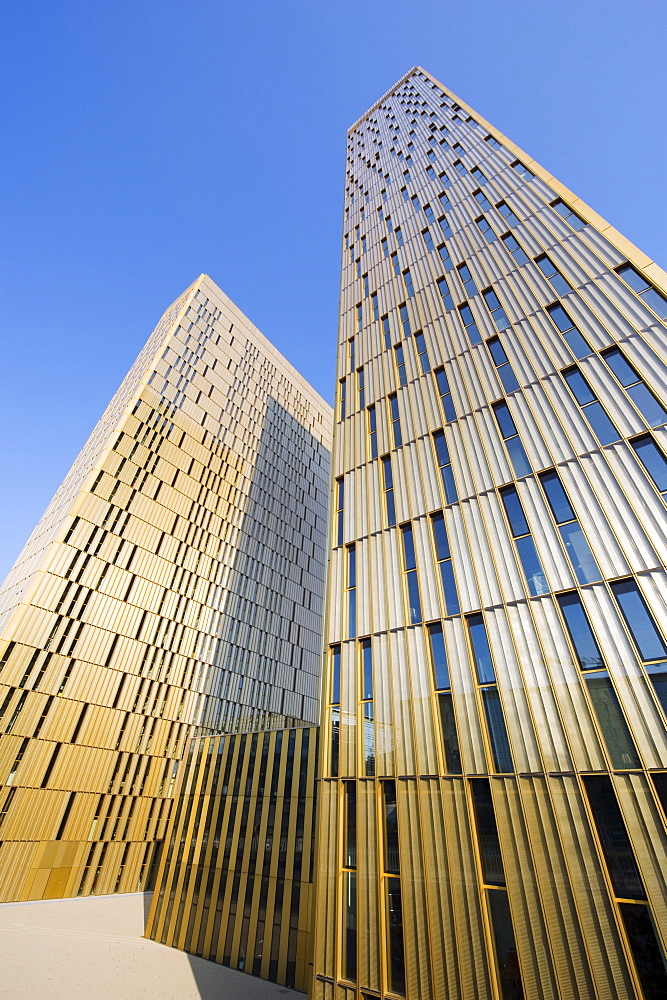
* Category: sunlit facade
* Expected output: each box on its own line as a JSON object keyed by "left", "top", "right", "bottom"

{"left": 313, "top": 67, "right": 667, "bottom": 1000}
{"left": 0, "top": 274, "right": 331, "bottom": 903}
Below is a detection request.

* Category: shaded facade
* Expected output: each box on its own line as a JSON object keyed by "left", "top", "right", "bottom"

{"left": 0, "top": 274, "right": 332, "bottom": 902}
{"left": 314, "top": 68, "right": 667, "bottom": 1000}
{"left": 146, "top": 724, "right": 318, "bottom": 992}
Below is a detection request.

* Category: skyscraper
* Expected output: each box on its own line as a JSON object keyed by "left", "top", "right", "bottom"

{"left": 313, "top": 67, "right": 667, "bottom": 1000}
{"left": 0, "top": 273, "right": 332, "bottom": 903}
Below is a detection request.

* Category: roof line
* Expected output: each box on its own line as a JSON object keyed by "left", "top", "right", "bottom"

{"left": 347, "top": 66, "right": 422, "bottom": 133}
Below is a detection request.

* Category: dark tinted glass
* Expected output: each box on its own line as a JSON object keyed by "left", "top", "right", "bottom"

{"left": 557, "top": 592, "right": 604, "bottom": 669}
{"left": 470, "top": 779, "right": 505, "bottom": 885}
{"left": 619, "top": 903, "right": 667, "bottom": 999}
{"left": 431, "top": 512, "right": 451, "bottom": 560}
{"left": 583, "top": 775, "right": 644, "bottom": 899}
{"left": 428, "top": 622, "right": 450, "bottom": 689}
{"left": 500, "top": 485, "right": 529, "bottom": 536}
{"left": 539, "top": 470, "right": 574, "bottom": 523}
{"left": 611, "top": 579, "right": 667, "bottom": 661}
{"left": 468, "top": 614, "right": 495, "bottom": 683}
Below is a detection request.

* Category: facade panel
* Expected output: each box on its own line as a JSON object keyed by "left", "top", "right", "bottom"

{"left": 314, "top": 67, "right": 667, "bottom": 1000}
{"left": 0, "top": 275, "right": 332, "bottom": 903}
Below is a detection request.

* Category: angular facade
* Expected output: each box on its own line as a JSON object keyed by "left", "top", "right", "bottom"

{"left": 314, "top": 68, "right": 667, "bottom": 1000}
{"left": 146, "top": 724, "right": 318, "bottom": 991}
{"left": 0, "top": 274, "right": 332, "bottom": 903}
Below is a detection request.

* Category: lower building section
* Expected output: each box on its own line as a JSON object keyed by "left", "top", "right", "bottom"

{"left": 146, "top": 724, "right": 318, "bottom": 993}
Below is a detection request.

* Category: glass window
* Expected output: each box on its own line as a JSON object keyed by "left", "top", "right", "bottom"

{"left": 601, "top": 347, "right": 667, "bottom": 427}
{"left": 511, "top": 160, "right": 534, "bottom": 180}
{"left": 382, "top": 455, "right": 395, "bottom": 527}
{"left": 388, "top": 393, "right": 402, "bottom": 447}
{"left": 559, "top": 521, "right": 601, "bottom": 584}
{"left": 347, "top": 545, "right": 356, "bottom": 639}
{"left": 485, "top": 135, "right": 502, "bottom": 150}
{"left": 482, "top": 689, "right": 514, "bottom": 773}
{"left": 610, "top": 579, "right": 667, "bottom": 662}
{"left": 457, "top": 263, "right": 478, "bottom": 297}
{"left": 471, "top": 167, "right": 487, "bottom": 184}
{"left": 535, "top": 255, "right": 571, "bottom": 296}
{"left": 342, "top": 870, "right": 357, "bottom": 981}
{"left": 438, "top": 243, "right": 454, "bottom": 271}
{"left": 401, "top": 524, "right": 422, "bottom": 624}
{"left": 583, "top": 775, "right": 644, "bottom": 898}
{"left": 476, "top": 216, "right": 497, "bottom": 243}
{"left": 502, "top": 233, "right": 528, "bottom": 265}
{"left": 487, "top": 337, "right": 519, "bottom": 392}
{"left": 414, "top": 331, "right": 430, "bottom": 373}
{"left": 394, "top": 344, "right": 407, "bottom": 387}
{"left": 433, "top": 430, "right": 457, "bottom": 503}
{"left": 492, "top": 402, "right": 532, "bottom": 477}
{"left": 331, "top": 645, "right": 341, "bottom": 704}
{"left": 584, "top": 671, "right": 641, "bottom": 768}
{"left": 371, "top": 292, "right": 379, "bottom": 321}
{"left": 360, "top": 637, "right": 373, "bottom": 701}
{"left": 470, "top": 779, "right": 505, "bottom": 885}
{"left": 381, "top": 237, "right": 388, "bottom": 258}
{"left": 357, "top": 367, "right": 365, "bottom": 410}
{"left": 439, "top": 192, "right": 452, "bottom": 211}
{"left": 618, "top": 903, "right": 667, "bottom": 998}
{"left": 434, "top": 366, "right": 456, "bottom": 422}
{"left": 631, "top": 435, "right": 667, "bottom": 495}
{"left": 422, "top": 228, "right": 434, "bottom": 252}
{"left": 399, "top": 303, "right": 411, "bottom": 336}
{"left": 557, "top": 592, "right": 604, "bottom": 669}
{"left": 468, "top": 613, "right": 495, "bottom": 684}
{"left": 368, "top": 405, "right": 377, "bottom": 460}
{"left": 403, "top": 270, "right": 414, "bottom": 298}
{"left": 382, "top": 314, "right": 391, "bottom": 349}
{"left": 616, "top": 263, "right": 667, "bottom": 319}
{"left": 483, "top": 289, "right": 510, "bottom": 330}
{"left": 473, "top": 189, "right": 492, "bottom": 211}
{"left": 437, "top": 275, "right": 453, "bottom": 310}
{"left": 563, "top": 368, "right": 620, "bottom": 444}
{"left": 431, "top": 512, "right": 459, "bottom": 615}
{"left": 335, "top": 477, "right": 344, "bottom": 546}
{"left": 459, "top": 303, "right": 481, "bottom": 345}
{"left": 428, "top": 621, "right": 450, "bottom": 689}
{"left": 551, "top": 199, "right": 585, "bottom": 230}
{"left": 496, "top": 201, "right": 519, "bottom": 227}
{"left": 339, "top": 378, "right": 346, "bottom": 421}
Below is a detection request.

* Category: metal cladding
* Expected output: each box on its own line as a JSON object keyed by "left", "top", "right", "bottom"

{"left": 313, "top": 68, "right": 667, "bottom": 1000}
{"left": 0, "top": 275, "right": 332, "bottom": 904}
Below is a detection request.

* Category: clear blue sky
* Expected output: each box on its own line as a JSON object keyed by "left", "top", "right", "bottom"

{"left": 1, "top": 0, "right": 665, "bottom": 580}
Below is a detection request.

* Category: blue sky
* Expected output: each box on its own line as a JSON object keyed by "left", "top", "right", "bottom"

{"left": 1, "top": 0, "right": 665, "bottom": 579}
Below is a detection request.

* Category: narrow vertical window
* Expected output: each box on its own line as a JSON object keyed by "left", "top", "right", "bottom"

{"left": 357, "top": 367, "right": 365, "bottom": 410}
{"left": 615, "top": 263, "right": 667, "bottom": 319}
{"left": 482, "top": 288, "right": 510, "bottom": 330}
{"left": 551, "top": 198, "right": 585, "bottom": 230}
{"left": 368, "top": 405, "right": 378, "bottom": 460}
{"left": 500, "top": 485, "right": 548, "bottom": 596}
{"left": 563, "top": 367, "right": 620, "bottom": 444}
{"left": 335, "top": 477, "right": 344, "bottom": 546}
{"left": 428, "top": 622, "right": 461, "bottom": 773}
{"left": 437, "top": 275, "right": 453, "bottom": 310}
{"left": 539, "top": 470, "right": 600, "bottom": 583}
{"left": 601, "top": 347, "right": 667, "bottom": 427}
{"left": 496, "top": 201, "right": 519, "bottom": 227}
{"left": 487, "top": 337, "right": 519, "bottom": 392}
{"left": 631, "top": 434, "right": 667, "bottom": 498}
{"left": 348, "top": 336, "right": 355, "bottom": 372}
{"left": 388, "top": 393, "right": 402, "bottom": 448}
{"left": 339, "top": 379, "right": 347, "bottom": 421}
{"left": 433, "top": 429, "right": 457, "bottom": 503}
{"left": 356, "top": 303, "right": 363, "bottom": 332}
{"left": 470, "top": 779, "right": 524, "bottom": 1000}
{"left": 399, "top": 303, "right": 411, "bottom": 336}
{"left": 468, "top": 614, "right": 513, "bottom": 772}
{"left": 382, "top": 781, "right": 405, "bottom": 996}
{"left": 400, "top": 523, "right": 422, "bottom": 624}
{"left": 502, "top": 233, "right": 529, "bottom": 265}
{"left": 330, "top": 645, "right": 341, "bottom": 777}
{"left": 558, "top": 592, "right": 640, "bottom": 768}
{"left": 431, "top": 512, "right": 460, "bottom": 615}
{"left": 382, "top": 314, "right": 391, "bottom": 349}
{"left": 359, "top": 639, "right": 374, "bottom": 776}
{"left": 347, "top": 546, "right": 357, "bottom": 639}
{"left": 414, "top": 331, "right": 430, "bottom": 374}
{"left": 546, "top": 303, "right": 590, "bottom": 359}
{"left": 394, "top": 344, "right": 407, "bottom": 387}
{"left": 457, "top": 263, "right": 478, "bottom": 298}
{"left": 382, "top": 455, "right": 396, "bottom": 527}
{"left": 434, "top": 367, "right": 456, "bottom": 422}
{"left": 371, "top": 292, "right": 379, "bottom": 321}
{"left": 458, "top": 303, "right": 481, "bottom": 345}
{"left": 492, "top": 402, "right": 532, "bottom": 477}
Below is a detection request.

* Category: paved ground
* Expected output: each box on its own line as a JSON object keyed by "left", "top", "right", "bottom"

{"left": 0, "top": 891, "right": 298, "bottom": 999}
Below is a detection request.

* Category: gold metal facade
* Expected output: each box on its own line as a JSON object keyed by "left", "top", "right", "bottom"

{"left": 0, "top": 274, "right": 332, "bottom": 903}
{"left": 314, "top": 68, "right": 667, "bottom": 1000}
{"left": 147, "top": 725, "right": 318, "bottom": 992}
